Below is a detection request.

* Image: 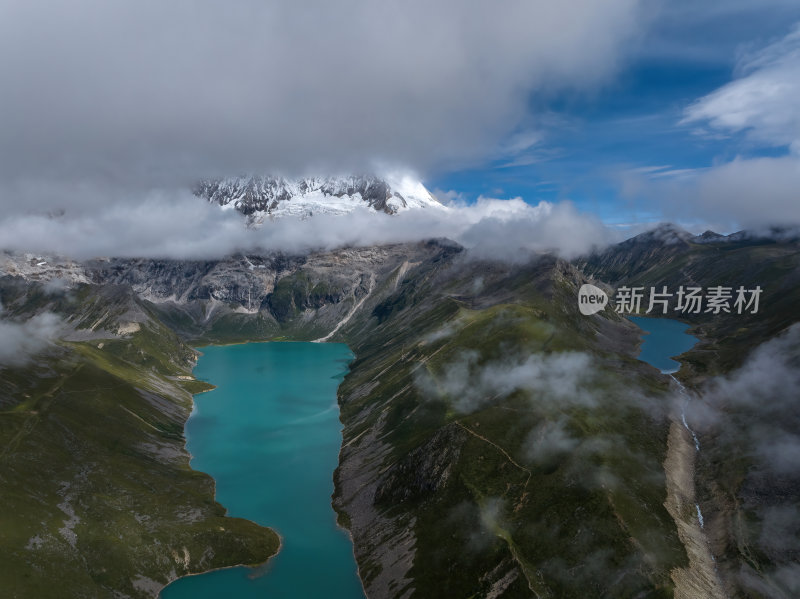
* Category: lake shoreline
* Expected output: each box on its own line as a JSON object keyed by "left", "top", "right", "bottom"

{"left": 158, "top": 532, "right": 285, "bottom": 598}
{"left": 161, "top": 341, "right": 364, "bottom": 598}
{"left": 157, "top": 344, "right": 284, "bottom": 598}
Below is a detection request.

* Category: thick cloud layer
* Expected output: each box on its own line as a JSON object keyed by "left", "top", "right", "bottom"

{"left": 0, "top": 0, "right": 644, "bottom": 194}
{"left": 0, "top": 193, "right": 616, "bottom": 260}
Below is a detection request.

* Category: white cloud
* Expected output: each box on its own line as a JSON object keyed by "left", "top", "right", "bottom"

{"left": 682, "top": 24, "right": 800, "bottom": 152}
{"left": 622, "top": 25, "right": 800, "bottom": 229}
{"left": 0, "top": 1, "right": 648, "bottom": 259}
{"left": 0, "top": 189, "right": 617, "bottom": 260}
{"left": 0, "top": 0, "right": 646, "bottom": 195}
{"left": 416, "top": 350, "right": 599, "bottom": 414}
{"left": 523, "top": 417, "right": 581, "bottom": 463}
{"left": 0, "top": 311, "right": 64, "bottom": 366}
{"left": 430, "top": 189, "right": 466, "bottom": 207}
{"left": 626, "top": 155, "right": 800, "bottom": 229}
{"left": 42, "top": 278, "right": 71, "bottom": 295}
{"left": 692, "top": 324, "right": 800, "bottom": 474}
{"left": 459, "top": 199, "right": 615, "bottom": 260}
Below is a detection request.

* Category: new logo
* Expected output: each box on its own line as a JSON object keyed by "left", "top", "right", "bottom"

{"left": 578, "top": 284, "right": 608, "bottom": 315}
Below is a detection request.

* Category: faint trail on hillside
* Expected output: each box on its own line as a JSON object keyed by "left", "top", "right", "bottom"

{"left": 454, "top": 421, "right": 546, "bottom": 597}
{"left": 455, "top": 421, "right": 531, "bottom": 489}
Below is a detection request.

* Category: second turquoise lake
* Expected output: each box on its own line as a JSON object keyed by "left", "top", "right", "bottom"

{"left": 628, "top": 316, "right": 698, "bottom": 373}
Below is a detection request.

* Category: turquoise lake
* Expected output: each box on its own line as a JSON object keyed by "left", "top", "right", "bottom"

{"left": 160, "top": 342, "right": 365, "bottom": 599}
{"left": 628, "top": 316, "right": 698, "bottom": 373}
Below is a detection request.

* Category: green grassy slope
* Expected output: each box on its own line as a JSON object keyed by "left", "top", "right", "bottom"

{"left": 0, "top": 279, "right": 279, "bottom": 598}
{"left": 332, "top": 248, "right": 686, "bottom": 597}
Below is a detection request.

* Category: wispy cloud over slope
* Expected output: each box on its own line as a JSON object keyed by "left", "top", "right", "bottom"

{"left": 0, "top": 303, "right": 63, "bottom": 366}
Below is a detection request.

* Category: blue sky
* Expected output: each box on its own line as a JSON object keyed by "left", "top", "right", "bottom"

{"left": 429, "top": 1, "right": 800, "bottom": 230}
{"left": 2, "top": 1, "right": 800, "bottom": 258}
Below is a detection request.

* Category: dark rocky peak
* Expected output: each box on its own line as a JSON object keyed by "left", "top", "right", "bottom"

{"left": 622, "top": 223, "right": 693, "bottom": 247}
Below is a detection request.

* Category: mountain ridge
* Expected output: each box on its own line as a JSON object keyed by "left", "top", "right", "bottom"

{"left": 193, "top": 174, "right": 445, "bottom": 221}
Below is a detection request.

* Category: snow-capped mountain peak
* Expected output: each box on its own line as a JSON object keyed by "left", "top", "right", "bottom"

{"left": 193, "top": 174, "right": 445, "bottom": 220}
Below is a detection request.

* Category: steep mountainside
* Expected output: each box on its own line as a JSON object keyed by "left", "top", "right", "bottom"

{"left": 576, "top": 227, "right": 800, "bottom": 599}
{"left": 2, "top": 244, "right": 686, "bottom": 597}
{"left": 3, "top": 227, "right": 799, "bottom": 598}
{"left": 330, "top": 249, "right": 686, "bottom": 598}
{"left": 0, "top": 276, "right": 279, "bottom": 598}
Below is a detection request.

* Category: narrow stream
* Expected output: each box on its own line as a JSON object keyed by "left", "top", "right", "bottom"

{"left": 627, "top": 316, "right": 706, "bottom": 528}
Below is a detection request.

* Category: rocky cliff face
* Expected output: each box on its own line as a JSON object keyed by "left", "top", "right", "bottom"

{"left": 3, "top": 245, "right": 436, "bottom": 344}
{"left": 80, "top": 245, "right": 427, "bottom": 342}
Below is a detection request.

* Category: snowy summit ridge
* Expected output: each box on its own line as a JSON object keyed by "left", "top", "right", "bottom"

{"left": 193, "top": 174, "right": 445, "bottom": 221}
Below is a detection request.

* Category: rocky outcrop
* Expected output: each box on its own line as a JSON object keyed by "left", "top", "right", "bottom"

{"left": 373, "top": 423, "right": 467, "bottom": 506}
